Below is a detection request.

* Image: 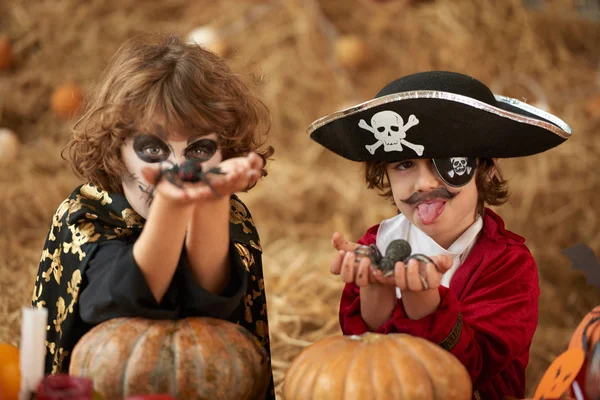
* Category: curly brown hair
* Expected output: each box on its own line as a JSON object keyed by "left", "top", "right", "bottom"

{"left": 364, "top": 158, "right": 509, "bottom": 214}
{"left": 63, "top": 32, "right": 274, "bottom": 194}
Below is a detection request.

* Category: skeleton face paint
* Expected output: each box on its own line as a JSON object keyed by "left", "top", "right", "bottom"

{"left": 184, "top": 138, "right": 218, "bottom": 162}
{"left": 121, "top": 131, "right": 222, "bottom": 219}
{"left": 432, "top": 157, "right": 476, "bottom": 187}
{"left": 133, "top": 134, "right": 218, "bottom": 164}
{"left": 133, "top": 134, "right": 171, "bottom": 163}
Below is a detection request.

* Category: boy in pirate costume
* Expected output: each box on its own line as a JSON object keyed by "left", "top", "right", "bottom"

{"left": 32, "top": 33, "right": 276, "bottom": 398}
{"left": 309, "top": 71, "right": 572, "bottom": 399}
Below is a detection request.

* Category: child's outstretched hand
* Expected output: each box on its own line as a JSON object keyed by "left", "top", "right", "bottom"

{"left": 374, "top": 255, "right": 453, "bottom": 292}
{"left": 200, "top": 152, "right": 264, "bottom": 200}
{"left": 330, "top": 232, "right": 380, "bottom": 287}
{"left": 142, "top": 152, "right": 264, "bottom": 204}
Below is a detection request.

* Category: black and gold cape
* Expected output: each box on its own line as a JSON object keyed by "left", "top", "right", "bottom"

{"left": 32, "top": 183, "right": 273, "bottom": 397}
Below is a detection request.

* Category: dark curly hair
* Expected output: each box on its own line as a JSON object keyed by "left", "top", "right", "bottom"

{"left": 364, "top": 158, "right": 509, "bottom": 214}
{"left": 63, "top": 32, "right": 273, "bottom": 193}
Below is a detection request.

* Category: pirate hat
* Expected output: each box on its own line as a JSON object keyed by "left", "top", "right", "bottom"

{"left": 308, "top": 71, "right": 572, "bottom": 163}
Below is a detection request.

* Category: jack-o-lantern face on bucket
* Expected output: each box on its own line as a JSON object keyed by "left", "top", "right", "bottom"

{"left": 585, "top": 342, "right": 600, "bottom": 399}
{"left": 568, "top": 307, "right": 600, "bottom": 399}
{"left": 569, "top": 308, "right": 600, "bottom": 356}
{"left": 533, "top": 347, "right": 585, "bottom": 400}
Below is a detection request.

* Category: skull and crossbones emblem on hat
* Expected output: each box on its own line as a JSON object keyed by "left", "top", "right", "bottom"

{"left": 358, "top": 111, "right": 424, "bottom": 156}
{"left": 359, "top": 109, "right": 477, "bottom": 187}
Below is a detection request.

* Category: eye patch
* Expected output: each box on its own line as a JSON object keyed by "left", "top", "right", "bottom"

{"left": 432, "top": 157, "right": 477, "bottom": 187}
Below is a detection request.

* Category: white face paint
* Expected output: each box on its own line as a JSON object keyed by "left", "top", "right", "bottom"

{"left": 120, "top": 131, "right": 222, "bottom": 219}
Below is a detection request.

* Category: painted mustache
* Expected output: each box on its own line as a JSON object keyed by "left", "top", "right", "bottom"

{"left": 401, "top": 187, "right": 458, "bottom": 206}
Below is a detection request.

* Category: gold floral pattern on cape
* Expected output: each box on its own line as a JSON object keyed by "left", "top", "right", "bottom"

{"left": 32, "top": 182, "right": 273, "bottom": 400}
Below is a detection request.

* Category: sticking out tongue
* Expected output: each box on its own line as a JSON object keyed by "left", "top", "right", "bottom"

{"left": 416, "top": 201, "right": 446, "bottom": 225}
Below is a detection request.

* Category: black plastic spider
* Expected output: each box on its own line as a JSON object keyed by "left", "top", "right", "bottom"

{"left": 140, "top": 160, "right": 225, "bottom": 200}
{"left": 354, "top": 239, "right": 438, "bottom": 278}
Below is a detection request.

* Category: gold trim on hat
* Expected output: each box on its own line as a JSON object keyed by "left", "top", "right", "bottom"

{"left": 307, "top": 90, "right": 572, "bottom": 140}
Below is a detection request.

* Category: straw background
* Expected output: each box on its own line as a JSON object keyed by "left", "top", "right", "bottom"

{"left": 1, "top": 0, "right": 599, "bottom": 397}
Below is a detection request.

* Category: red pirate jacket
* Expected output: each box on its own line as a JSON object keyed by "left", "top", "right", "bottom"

{"left": 339, "top": 209, "right": 539, "bottom": 400}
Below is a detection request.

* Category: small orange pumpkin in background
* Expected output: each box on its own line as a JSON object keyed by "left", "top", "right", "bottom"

{"left": 283, "top": 333, "right": 472, "bottom": 400}
{"left": 69, "top": 317, "right": 270, "bottom": 400}
{"left": 334, "top": 35, "right": 370, "bottom": 70}
{"left": 0, "top": 343, "right": 20, "bottom": 400}
{"left": 0, "top": 35, "right": 13, "bottom": 70}
{"left": 50, "top": 83, "right": 84, "bottom": 119}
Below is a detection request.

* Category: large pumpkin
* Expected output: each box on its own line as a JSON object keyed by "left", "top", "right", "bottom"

{"left": 282, "top": 333, "right": 472, "bottom": 400}
{"left": 69, "top": 317, "right": 270, "bottom": 400}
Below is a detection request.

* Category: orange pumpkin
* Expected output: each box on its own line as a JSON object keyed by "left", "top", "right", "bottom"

{"left": 50, "top": 83, "right": 84, "bottom": 118}
{"left": 0, "top": 343, "right": 20, "bottom": 400}
{"left": 0, "top": 35, "right": 12, "bottom": 70}
{"left": 334, "top": 36, "right": 370, "bottom": 70}
{"left": 69, "top": 317, "right": 270, "bottom": 400}
{"left": 283, "top": 333, "right": 472, "bottom": 400}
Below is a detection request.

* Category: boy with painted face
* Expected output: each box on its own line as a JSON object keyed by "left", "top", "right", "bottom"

{"left": 309, "top": 71, "right": 572, "bottom": 399}
{"left": 33, "top": 33, "right": 275, "bottom": 398}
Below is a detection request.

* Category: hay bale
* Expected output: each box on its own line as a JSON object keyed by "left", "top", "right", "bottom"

{"left": 0, "top": 0, "right": 599, "bottom": 397}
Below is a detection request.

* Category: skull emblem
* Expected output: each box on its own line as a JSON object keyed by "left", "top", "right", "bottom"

{"left": 359, "top": 110, "right": 422, "bottom": 155}
{"left": 446, "top": 157, "right": 473, "bottom": 178}
{"left": 371, "top": 111, "right": 406, "bottom": 152}
{"left": 450, "top": 157, "right": 468, "bottom": 176}
{"left": 230, "top": 199, "right": 252, "bottom": 234}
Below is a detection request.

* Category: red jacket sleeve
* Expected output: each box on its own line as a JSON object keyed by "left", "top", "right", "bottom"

{"left": 339, "top": 232, "right": 539, "bottom": 399}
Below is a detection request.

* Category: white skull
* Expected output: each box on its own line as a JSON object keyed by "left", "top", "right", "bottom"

{"left": 371, "top": 111, "right": 406, "bottom": 152}
{"left": 450, "top": 157, "right": 468, "bottom": 175}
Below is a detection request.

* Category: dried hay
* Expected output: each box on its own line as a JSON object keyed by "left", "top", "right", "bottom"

{"left": 0, "top": 0, "right": 599, "bottom": 397}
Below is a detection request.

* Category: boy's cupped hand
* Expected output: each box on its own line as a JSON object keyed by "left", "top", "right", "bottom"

{"left": 376, "top": 255, "right": 453, "bottom": 293}
{"left": 141, "top": 152, "right": 264, "bottom": 204}
{"left": 330, "top": 232, "right": 453, "bottom": 291}
{"left": 330, "top": 232, "right": 381, "bottom": 287}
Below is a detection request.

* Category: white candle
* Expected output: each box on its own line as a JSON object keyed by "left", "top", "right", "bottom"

{"left": 19, "top": 307, "right": 48, "bottom": 396}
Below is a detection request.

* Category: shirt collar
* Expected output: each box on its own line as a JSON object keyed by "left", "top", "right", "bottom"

{"left": 377, "top": 212, "right": 483, "bottom": 258}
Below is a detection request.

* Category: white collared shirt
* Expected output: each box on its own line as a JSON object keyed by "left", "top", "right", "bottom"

{"left": 376, "top": 213, "right": 483, "bottom": 298}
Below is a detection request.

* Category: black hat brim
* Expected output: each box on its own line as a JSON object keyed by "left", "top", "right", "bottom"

{"left": 308, "top": 90, "right": 571, "bottom": 162}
